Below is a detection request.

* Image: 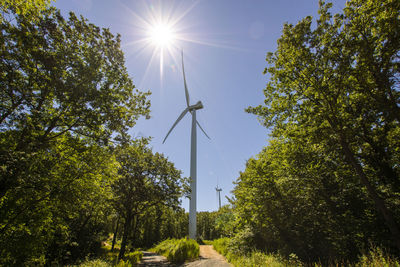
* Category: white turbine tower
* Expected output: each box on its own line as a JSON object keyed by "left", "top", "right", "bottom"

{"left": 163, "top": 51, "right": 210, "bottom": 240}
{"left": 215, "top": 186, "right": 222, "bottom": 210}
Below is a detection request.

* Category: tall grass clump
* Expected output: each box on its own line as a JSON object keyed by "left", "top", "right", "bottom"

{"left": 77, "top": 259, "right": 112, "bottom": 267}
{"left": 151, "top": 238, "right": 199, "bottom": 264}
{"left": 212, "top": 237, "right": 230, "bottom": 257}
{"left": 125, "top": 251, "right": 143, "bottom": 264}
{"left": 211, "top": 238, "right": 300, "bottom": 267}
{"left": 355, "top": 247, "right": 399, "bottom": 267}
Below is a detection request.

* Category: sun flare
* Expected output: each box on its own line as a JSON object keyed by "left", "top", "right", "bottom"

{"left": 122, "top": 1, "right": 234, "bottom": 83}
{"left": 148, "top": 23, "right": 175, "bottom": 48}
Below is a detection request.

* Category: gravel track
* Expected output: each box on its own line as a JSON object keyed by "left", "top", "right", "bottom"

{"left": 138, "top": 245, "right": 232, "bottom": 267}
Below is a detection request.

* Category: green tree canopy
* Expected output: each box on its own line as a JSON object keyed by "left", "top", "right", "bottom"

{"left": 112, "top": 139, "right": 186, "bottom": 260}
{"left": 234, "top": 137, "right": 384, "bottom": 262}
{"left": 0, "top": 6, "right": 150, "bottom": 265}
{"left": 1, "top": 0, "right": 53, "bottom": 21}
{"left": 247, "top": 0, "right": 400, "bottom": 251}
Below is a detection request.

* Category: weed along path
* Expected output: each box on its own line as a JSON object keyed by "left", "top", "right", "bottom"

{"left": 138, "top": 245, "right": 232, "bottom": 267}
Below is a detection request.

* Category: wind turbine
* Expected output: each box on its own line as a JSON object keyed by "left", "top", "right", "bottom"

{"left": 215, "top": 186, "right": 222, "bottom": 210}
{"left": 163, "top": 51, "right": 210, "bottom": 240}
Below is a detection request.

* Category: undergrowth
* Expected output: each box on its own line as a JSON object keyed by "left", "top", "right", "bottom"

{"left": 211, "top": 238, "right": 400, "bottom": 267}
{"left": 151, "top": 238, "right": 199, "bottom": 264}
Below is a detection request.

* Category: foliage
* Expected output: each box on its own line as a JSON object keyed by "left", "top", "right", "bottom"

{"left": 226, "top": 228, "right": 256, "bottom": 256}
{"left": 125, "top": 251, "right": 143, "bottom": 264}
{"left": 214, "top": 205, "right": 236, "bottom": 237}
{"left": 241, "top": 0, "right": 400, "bottom": 263}
{"left": 213, "top": 238, "right": 400, "bottom": 267}
{"left": 131, "top": 205, "right": 188, "bottom": 249}
{"left": 196, "top": 205, "right": 236, "bottom": 241}
{"left": 115, "top": 259, "right": 132, "bottom": 267}
{"left": 77, "top": 259, "right": 112, "bottom": 267}
{"left": 197, "top": 211, "right": 219, "bottom": 240}
{"left": 233, "top": 138, "right": 387, "bottom": 262}
{"left": 211, "top": 238, "right": 292, "bottom": 267}
{"left": 355, "top": 247, "right": 400, "bottom": 267}
{"left": 0, "top": 4, "right": 149, "bottom": 265}
{"left": 211, "top": 237, "right": 230, "bottom": 257}
{"left": 112, "top": 139, "right": 186, "bottom": 259}
{"left": 0, "top": 0, "right": 53, "bottom": 22}
{"left": 151, "top": 238, "right": 199, "bottom": 264}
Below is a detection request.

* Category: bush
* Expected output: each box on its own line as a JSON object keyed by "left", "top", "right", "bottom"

{"left": 228, "top": 228, "right": 255, "bottom": 256}
{"left": 231, "top": 251, "right": 287, "bottom": 267}
{"left": 77, "top": 259, "right": 112, "bottom": 267}
{"left": 152, "top": 238, "right": 199, "bottom": 264}
{"left": 211, "top": 238, "right": 294, "bottom": 267}
{"left": 212, "top": 237, "right": 230, "bottom": 256}
{"left": 355, "top": 247, "right": 400, "bottom": 267}
{"left": 212, "top": 237, "right": 400, "bottom": 267}
{"left": 115, "top": 259, "right": 132, "bottom": 267}
{"left": 125, "top": 251, "right": 143, "bottom": 264}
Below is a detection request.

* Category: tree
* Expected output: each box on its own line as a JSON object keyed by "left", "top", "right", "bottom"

{"left": 247, "top": 0, "right": 400, "bottom": 251}
{"left": 0, "top": 6, "right": 150, "bottom": 197}
{"left": 1, "top": 0, "right": 53, "bottom": 22}
{"left": 112, "top": 139, "right": 186, "bottom": 260}
{"left": 0, "top": 6, "right": 150, "bottom": 265}
{"left": 233, "top": 137, "right": 384, "bottom": 262}
{"left": 214, "top": 205, "right": 236, "bottom": 238}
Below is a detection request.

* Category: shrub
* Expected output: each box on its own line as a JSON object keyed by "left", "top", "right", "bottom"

{"left": 231, "top": 251, "right": 286, "bottom": 267}
{"left": 228, "top": 228, "right": 256, "bottom": 256}
{"left": 151, "top": 238, "right": 176, "bottom": 255}
{"left": 77, "top": 259, "right": 112, "bottom": 267}
{"left": 212, "top": 237, "right": 230, "bottom": 256}
{"left": 125, "top": 251, "right": 143, "bottom": 264}
{"left": 152, "top": 238, "right": 199, "bottom": 264}
{"left": 211, "top": 238, "right": 294, "bottom": 267}
{"left": 355, "top": 247, "right": 400, "bottom": 267}
{"left": 115, "top": 259, "right": 132, "bottom": 267}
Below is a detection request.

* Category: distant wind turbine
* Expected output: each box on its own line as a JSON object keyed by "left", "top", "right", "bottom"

{"left": 163, "top": 51, "right": 210, "bottom": 240}
{"left": 215, "top": 186, "right": 222, "bottom": 210}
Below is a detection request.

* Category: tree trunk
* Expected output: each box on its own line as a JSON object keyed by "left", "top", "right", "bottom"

{"left": 118, "top": 213, "right": 132, "bottom": 261}
{"left": 131, "top": 215, "right": 140, "bottom": 248}
{"left": 339, "top": 136, "right": 400, "bottom": 251}
{"left": 111, "top": 216, "right": 120, "bottom": 252}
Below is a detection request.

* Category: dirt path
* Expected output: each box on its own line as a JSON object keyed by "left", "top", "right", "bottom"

{"left": 184, "top": 245, "right": 232, "bottom": 267}
{"left": 137, "top": 251, "right": 178, "bottom": 266}
{"left": 138, "top": 245, "right": 232, "bottom": 267}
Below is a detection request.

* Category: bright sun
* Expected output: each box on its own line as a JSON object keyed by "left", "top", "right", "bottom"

{"left": 148, "top": 23, "right": 175, "bottom": 48}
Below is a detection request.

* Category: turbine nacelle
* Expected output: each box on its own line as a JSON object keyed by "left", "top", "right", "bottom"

{"left": 189, "top": 101, "right": 203, "bottom": 111}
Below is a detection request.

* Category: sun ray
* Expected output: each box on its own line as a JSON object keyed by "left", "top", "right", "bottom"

{"left": 178, "top": 36, "right": 248, "bottom": 52}
{"left": 160, "top": 47, "right": 164, "bottom": 80}
{"left": 119, "top": 0, "right": 243, "bottom": 85}
{"left": 138, "top": 47, "right": 159, "bottom": 90}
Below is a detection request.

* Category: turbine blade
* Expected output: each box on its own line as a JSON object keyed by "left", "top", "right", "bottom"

{"left": 163, "top": 107, "right": 190, "bottom": 144}
{"left": 181, "top": 50, "right": 190, "bottom": 107}
{"left": 196, "top": 120, "right": 211, "bottom": 140}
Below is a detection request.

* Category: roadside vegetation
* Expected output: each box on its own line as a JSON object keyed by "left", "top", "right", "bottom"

{"left": 1, "top": 0, "right": 399, "bottom": 266}
{"left": 211, "top": 238, "right": 400, "bottom": 267}
{"left": 151, "top": 238, "right": 200, "bottom": 264}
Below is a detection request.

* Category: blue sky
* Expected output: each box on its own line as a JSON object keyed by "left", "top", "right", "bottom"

{"left": 53, "top": 0, "right": 348, "bottom": 212}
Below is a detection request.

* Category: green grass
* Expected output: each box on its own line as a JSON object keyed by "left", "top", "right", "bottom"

{"left": 151, "top": 238, "right": 200, "bottom": 264}
{"left": 212, "top": 238, "right": 290, "bottom": 267}
{"left": 88, "top": 237, "right": 142, "bottom": 266}
{"left": 355, "top": 247, "right": 400, "bottom": 267}
{"left": 124, "top": 251, "right": 143, "bottom": 264}
{"left": 77, "top": 259, "right": 112, "bottom": 267}
{"left": 211, "top": 238, "right": 400, "bottom": 267}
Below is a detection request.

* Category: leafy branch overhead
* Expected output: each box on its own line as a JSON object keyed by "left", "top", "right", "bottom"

{"left": 245, "top": 0, "right": 400, "bottom": 258}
